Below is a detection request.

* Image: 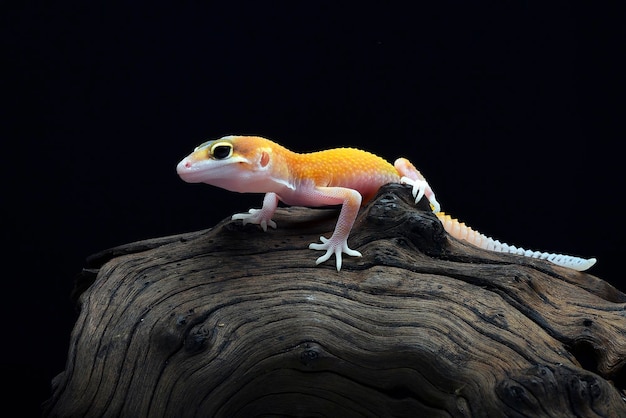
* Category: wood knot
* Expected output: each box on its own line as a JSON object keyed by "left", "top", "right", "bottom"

{"left": 298, "top": 342, "right": 323, "bottom": 367}
{"left": 496, "top": 364, "right": 620, "bottom": 414}
{"left": 362, "top": 183, "right": 447, "bottom": 257}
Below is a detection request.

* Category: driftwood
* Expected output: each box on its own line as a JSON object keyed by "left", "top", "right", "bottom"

{"left": 45, "top": 184, "right": 626, "bottom": 417}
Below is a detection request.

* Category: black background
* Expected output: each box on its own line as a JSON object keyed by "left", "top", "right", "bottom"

{"left": 2, "top": 2, "right": 624, "bottom": 415}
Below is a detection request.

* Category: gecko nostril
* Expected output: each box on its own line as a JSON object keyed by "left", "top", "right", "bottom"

{"left": 176, "top": 160, "right": 191, "bottom": 174}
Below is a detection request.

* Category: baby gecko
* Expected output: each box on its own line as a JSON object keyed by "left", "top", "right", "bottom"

{"left": 176, "top": 135, "right": 596, "bottom": 272}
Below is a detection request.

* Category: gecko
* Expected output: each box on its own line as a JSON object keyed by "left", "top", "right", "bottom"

{"left": 176, "top": 135, "right": 596, "bottom": 272}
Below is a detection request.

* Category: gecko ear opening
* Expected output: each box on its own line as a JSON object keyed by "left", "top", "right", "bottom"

{"left": 260, "top": 151, "right": 270, "bottom": 167}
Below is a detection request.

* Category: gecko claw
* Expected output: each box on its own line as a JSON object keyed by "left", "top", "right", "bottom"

{"left": 400, "top": 176, "right": 441, "bottom": 213}
{"left": 400, "top": 176, "right": 426, "bottom": 204}
{"left": 232, "top": 209, "right": 277, "bottom": 231}
{"left": 309, "top": 236, "right": 362, "bottom": 271}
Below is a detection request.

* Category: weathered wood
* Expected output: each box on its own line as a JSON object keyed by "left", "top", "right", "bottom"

{"left": 44, "top": 184, "right": 626, "bottom": 417}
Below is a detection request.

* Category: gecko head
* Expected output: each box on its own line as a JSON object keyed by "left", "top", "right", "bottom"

{"left": 176, "top": 135, "right": 278, "bottom": 192}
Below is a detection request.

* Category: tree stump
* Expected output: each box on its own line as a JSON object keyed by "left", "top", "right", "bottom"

{"left": 44, "top": 184, "right": 626, "bottom": 417}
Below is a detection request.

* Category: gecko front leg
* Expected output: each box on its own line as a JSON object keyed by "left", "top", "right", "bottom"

{"left": 231, "top": 192, "right": 279, "bottom": 231}
{"left": 307, "top": 186, "right": 363, "bottom": 271}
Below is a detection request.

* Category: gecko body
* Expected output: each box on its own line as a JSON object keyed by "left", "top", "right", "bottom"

{"left": 177, "top": 135, "right": 596, "bottom": 272}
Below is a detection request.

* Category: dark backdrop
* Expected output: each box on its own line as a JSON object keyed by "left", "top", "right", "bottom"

{"left": 2, "top": 2, "right": 623, "bottom": 415}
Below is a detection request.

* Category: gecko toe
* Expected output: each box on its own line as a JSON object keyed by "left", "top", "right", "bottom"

{"left": 314, "top": 249, "right": 333, "bottom": 265}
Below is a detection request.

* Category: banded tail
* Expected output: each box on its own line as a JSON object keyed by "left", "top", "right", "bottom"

{"left": 436, "top": 213, "right": 596, "bottom": 271}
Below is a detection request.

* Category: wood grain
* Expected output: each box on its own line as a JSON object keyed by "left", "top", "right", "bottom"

{"left": 44, "top": 184, "right": 626, "bottom": 417}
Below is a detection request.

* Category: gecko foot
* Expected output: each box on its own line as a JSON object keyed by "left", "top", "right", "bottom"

{"left": 400, "top": 176, "right": 441, "bottom": 213}
{"left": 231, "top": 209, "right": 277, "bottom": 231}
{"left": 309, "top": 236, "right": 362, "bottom": 271}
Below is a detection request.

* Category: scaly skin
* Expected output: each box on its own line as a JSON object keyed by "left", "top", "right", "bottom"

{"left": 177, "top": 135, "right": 595, "bottom": 272}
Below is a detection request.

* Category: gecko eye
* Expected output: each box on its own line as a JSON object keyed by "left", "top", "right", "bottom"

{"left": 210, "top": 142, "right": 233, "bottom": 160}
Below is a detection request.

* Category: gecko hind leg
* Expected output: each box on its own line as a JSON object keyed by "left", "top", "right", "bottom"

{"left": 394, "top": 158, "right": 441, "bottom": 213}
{"left": 400, "top": 176, "right": 441, "bottom": 213}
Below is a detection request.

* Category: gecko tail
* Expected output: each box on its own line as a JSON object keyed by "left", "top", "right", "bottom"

{"left": 436, "top": 213, "right": 596, "bottom": 271}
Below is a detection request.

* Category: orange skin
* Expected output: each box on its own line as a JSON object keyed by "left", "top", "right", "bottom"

{"left": 177, "top": 136, "right": 595, "bottom": 271}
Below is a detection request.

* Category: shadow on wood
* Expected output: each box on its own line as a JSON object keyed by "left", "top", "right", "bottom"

{"left": 44, "top": 184, "right": 626, "bottom": 417}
